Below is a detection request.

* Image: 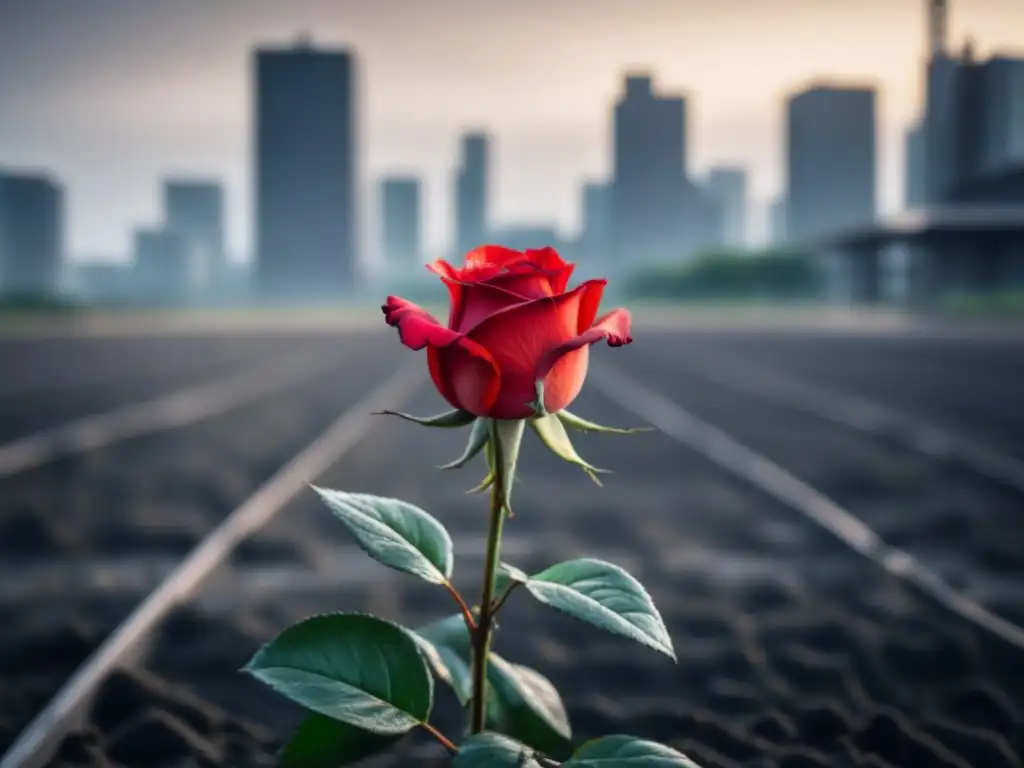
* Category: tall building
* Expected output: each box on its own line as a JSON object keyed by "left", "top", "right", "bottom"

{"left": 0, "top": 170, "right": 63, "bottom": 297}
{"left": 454, "top": 132, "right": 489, "bottom": 259}
{"left": 580, "top": 181, "right": 611, "bottom": 268}
{"left": 785, "top": 84, "right": 877, "bottom": 241}
{"left": 980, "top": 56, "right": 1024, "bottom": 174}
{"left": 379, "top": 176, "right": 421, "bottom": 272}
{"left": 610, "top": 74, "right": 687, "bottom": 265}
{"left": 904, "top": 122, "right": 928, "bottom": 209}
{"left": 704, "top": 167, "right": 748, "bottom": 247}
{"left": 163, "top": 178, "right": 225, "bottom": 298}
{"left": 254, "top": 36, "right": 358, "bottom": 301}
{"left": 133, "top": 227, "right": 188, "bottom": 305}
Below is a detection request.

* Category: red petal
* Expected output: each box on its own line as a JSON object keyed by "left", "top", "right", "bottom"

{"left": 425, "top": 260, "right": 463, "bottom": 330}
{"left": 382, "top": 295, "right": 502, "bottom": 413}
{"left": 463, "top": 279, "right": 608, "bottom": 418}
{"left": 464, "top": 244, "right": 525, "bottom": 269}
{"left": 535, "top": 306, "right": 633, "bottom": 383}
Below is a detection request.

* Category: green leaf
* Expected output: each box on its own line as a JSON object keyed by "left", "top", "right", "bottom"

{"left": 523, "top": 559, "right": 676, "bottom": 660}
{"left": 374, "top": 407, "right": 477, "bottom": 427}
{"left": 493, "top": 419, "right": 526, "bottom": 515}
{"left": 313, "top": 488, "right": 453, "bottom": 584}
{"left": 488, "top": 657, "right": 572, "bottom": 759}
{"left": 441, "top": 417, "right": 491, "bottom": 470}
{"left": 557, "top": 409, "right": 654, "bottom": 435}
{"left": 415, "top": 615, "right": 572, "bottom": 755}
{"left": 243, "top": 613, "right": 433, "bottom": 734}
{"left": 527, "top": 379, "right": 548, "bottom": 418}
{"left": 530, "top": 414, "right": 609, "bottom": 485}
{"left": 494, "top": 562, "right": 529, "bottom": 600}
{"left": 565, "top": 735, "right": 700, "bottom": 766}
{"left": 453, "top": 732, "right": 546, "bottom": 767}
{"left": 280, "top": 714, "right": 397, "bottom": 768}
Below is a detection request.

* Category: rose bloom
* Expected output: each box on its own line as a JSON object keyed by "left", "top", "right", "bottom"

{"left": 382, "top": 245, "right": 632, "bottom": 420}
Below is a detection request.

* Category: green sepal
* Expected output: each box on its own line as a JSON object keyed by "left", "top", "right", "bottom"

{"left": 557, "top": 409, "right": 653, "bottom": 435}
{"left": 526, "top": 380, "right": 548, "bottom": 418}
{"left": 374, "top": 407, "right": 477, "bottom": 428}
{"left": 440, "top": 417, "right": 490, "bottom": 471}
{"left": 492, "top": 419, "right": 526, "bottom": 516}
{"left": 465, "top": 438, "right": 495, "bottom": 493}
{"left": 530, "top": 413, "right": 610, "bottom": 486}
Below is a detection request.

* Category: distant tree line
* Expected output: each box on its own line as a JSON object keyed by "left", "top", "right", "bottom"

{"left": 625, "top": 247, "right": 825, "bottom": 301}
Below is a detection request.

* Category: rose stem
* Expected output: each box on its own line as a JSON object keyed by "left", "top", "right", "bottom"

{"left": 469, "top": 421, "right": 507, "bottom": 734}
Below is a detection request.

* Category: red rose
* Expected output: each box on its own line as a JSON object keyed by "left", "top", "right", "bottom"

{"left": 382, "top": 245, "right": 633, "bottom": 419}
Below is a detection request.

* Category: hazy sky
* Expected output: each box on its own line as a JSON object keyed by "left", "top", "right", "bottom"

{"left": 1, "top": 0, "right": 1022, "bottom": 262}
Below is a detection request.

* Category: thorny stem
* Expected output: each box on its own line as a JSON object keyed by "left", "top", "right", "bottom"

{"left": 421, "top": 723, "right": 458, "bottom": 754}
{"left": 469, "top": 422, "right": 507, "bottom": 734}
{"left": 443, "top": 581, "right": 477, "bottom": 632}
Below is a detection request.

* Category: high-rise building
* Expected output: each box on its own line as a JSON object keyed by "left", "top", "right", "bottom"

{"left": 904, "top": 122, "right": 928, "bottom": 209}
{"left": 704, "top": 167, "right": 748, "bottom": 247}
{"left": 454, "top": 132, "right": 489, "bottom": 259}
{"left": 379, "top": 176, "right": 421, "bottom": 271}
{"left": 580, "top": 181, "right": 611, "bottom": 268}
{"left": 921, "top": 12, "right": 1024, "bottom": 204}
{"left": 610, "top": 74, "right": 687, "bottom": 264}
{"left": 253, "top": 36, "right": 358, "bottom": 301}
{"left": 132, "top": 227, "right": 188, "bottom": 305}
{"left": 785, "top": 84, "right": 877, "bottom": 241}
{"left": 980, "top": 56, "right": 1024, "bottom": 174}
{"left": 163, "top": 178, "right": 225, "bottom": 298}
{"left": 0, "top": 170, "right": 63, "bottom": 297}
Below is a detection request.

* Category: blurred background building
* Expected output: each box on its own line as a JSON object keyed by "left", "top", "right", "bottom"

{"left": 1, "top": 0, "right": 1022, "bottom": 309}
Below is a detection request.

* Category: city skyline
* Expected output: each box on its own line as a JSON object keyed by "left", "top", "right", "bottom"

{"left": 2, "top": 0, "right": 1023, "bottom": 261}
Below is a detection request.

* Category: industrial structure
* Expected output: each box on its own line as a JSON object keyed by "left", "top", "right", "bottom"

{"left": 809, "top": 0, "right": 1024, "bottom": 304}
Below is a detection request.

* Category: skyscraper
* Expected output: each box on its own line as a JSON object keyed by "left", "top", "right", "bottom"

{"left": 610, "top": 74, "right": 687, "bottom": 264}
{"left": 904, "top": 122, "right": 928, "bottom": 209}
{"left": 132, "top": 227, "right": 188, "bottom": 305}
{"left": 0, "top": 170, "right": 63, "bottom": 297}
{"left": 580, "top": 181, "right": 612, "bottom": 268}
{"left": 704, "top": 167, "right": 749, "bottom": 247}
{"left": 785, "top": 84, "right": 877, "bottom": 241}
{"left": 163, "top": 178, "right": 225, "bottom": 298}
{"left": 254, "top": 37, "right": 358, "bottom": 302}
{"left": 454, "top": 132, "right": 489, "bottom": 259}
{"left": 379, "top": 176, "right": 422, "bottom": 272}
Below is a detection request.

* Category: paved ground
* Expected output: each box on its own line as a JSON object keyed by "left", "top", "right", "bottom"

{"left": 0, "top": 319, "right": 1022, "bottom": 767}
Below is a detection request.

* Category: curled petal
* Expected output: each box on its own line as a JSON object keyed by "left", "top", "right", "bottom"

{"left": 534, "top": 307, "right": 633, "bottom": 383}
{"left": 383, "top": 295, "right": 501, "bottom": 413}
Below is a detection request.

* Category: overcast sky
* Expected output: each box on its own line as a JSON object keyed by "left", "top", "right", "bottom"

{"left": 1, "top": 0, "right": 1022, "bottom": 261}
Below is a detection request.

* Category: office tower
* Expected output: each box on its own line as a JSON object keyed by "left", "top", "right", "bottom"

{"left": 454, "top": 132, "right": 489, "bottom": 259}
{"left": 163, "top": 179, "right": 225, "bottom": 298}
{"left": 704, "top": 167, "right": 749, "bottom": 247}
{"left": 785, "top": 84, "right": 877, "bottom": 241}
{"left": 0, "top": 170, "right": 63, "bottom": 297}
{"left": 379, "top": 176, "right": 422, "bottom": 271}
{"left": 133, "top": 227, "right": 188, "bottom": 305}
{"left": 254, "top": 36, "right": 357, "bottom": 301}
{"left": 610, "top": 74, "right": 688, "bottom": 264}
{"left": 904, "top": 122, "right": 928, "bottom": 209}
{"left": 580, "top": 181, "right": 611, "bottom": 266}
